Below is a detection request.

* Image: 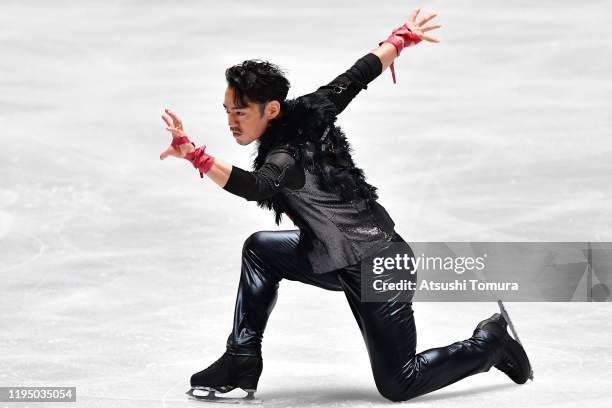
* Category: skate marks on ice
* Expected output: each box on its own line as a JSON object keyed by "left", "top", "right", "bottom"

{"left": 186, "top": 388, "right": 262, "bottom": 405}
{"left": 1, "top": 0, "right": 612, "bottom": 407}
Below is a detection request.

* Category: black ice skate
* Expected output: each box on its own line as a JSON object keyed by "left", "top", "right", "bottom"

{"left": 496, "top": 300, "right": 535, "bottom": 381}
{"left": 474, "top": 305, "right": 533, "bottom": 384}
{"left": 186, "top": 352, "right": 263, "bottom": 404}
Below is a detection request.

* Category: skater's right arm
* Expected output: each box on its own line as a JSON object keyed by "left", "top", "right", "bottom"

{"left": 161, "top": 142, "right": 299, "bottom": 201}
{"left": 187, "top": 147, "right": 302, "bottom": 201}
{"left": 221, "top": 148, "right": 303, "bottom": 201}
{"left": 160, "top": 109, "right": 301, "bottom": 199}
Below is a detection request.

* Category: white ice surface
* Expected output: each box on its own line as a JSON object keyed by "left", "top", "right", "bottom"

{"left": 1, "top": 0, "right": 612, "bottom": 407}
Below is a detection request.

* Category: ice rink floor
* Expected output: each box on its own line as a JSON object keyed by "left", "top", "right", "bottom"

{"left": 1, "top": 0, "right": 611, "bottom": 407}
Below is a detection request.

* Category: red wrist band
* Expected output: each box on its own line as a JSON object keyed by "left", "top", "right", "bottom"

{"left": 172, "top": 136, "right": 194, "bottom": 147}
{"left": 379, "top": 23, "right": 422, "bottom": 84}
{"left": 186, "top": 145, "right": 215, "bottom": 178}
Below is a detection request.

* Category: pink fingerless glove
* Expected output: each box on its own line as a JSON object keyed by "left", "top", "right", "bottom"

{"left": 172, "top": 136, "right": 215, "bottom": 178}
{"left": 379, "top": 23, "right": 422, "bottom": 84}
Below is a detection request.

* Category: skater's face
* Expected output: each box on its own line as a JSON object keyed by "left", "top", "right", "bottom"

{"left": 223, "top": 86, "right": 281, "bottom": 146}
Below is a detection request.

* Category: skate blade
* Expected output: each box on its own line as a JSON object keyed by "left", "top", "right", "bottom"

{"left": 186, "top": 388, "right": 262, "bottom": 404}
{"left": 497, "top": 300, "right": 535, "bottom": 381}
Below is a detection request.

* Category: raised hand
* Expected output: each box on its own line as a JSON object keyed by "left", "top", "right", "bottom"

{"left": 376, "top": 7, "right": 442, "bottom": 83}
{"left": 405, "top": 7, "right": 441, "bottom": 43}
{"left": 160, "top": 108, "right": 195, "bottom": 160}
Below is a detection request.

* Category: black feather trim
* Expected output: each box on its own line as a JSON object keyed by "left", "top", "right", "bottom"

{"left": 253, "top": 93, "right": 378, "bottom": 224}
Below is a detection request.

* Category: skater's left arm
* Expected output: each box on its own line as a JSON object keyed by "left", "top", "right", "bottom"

{"left": 312, "top": 7, "right": 441, "bottom": 115}
{"left": 311, "top": 53, "right": 383, "bottom": 116}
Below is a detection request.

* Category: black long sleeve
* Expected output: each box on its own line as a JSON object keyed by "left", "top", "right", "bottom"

{"left": 223, "top": 148, "right": 304, "bottom": 201}
{"left": 312, "top": 53, "right": 383, "bottom": 115}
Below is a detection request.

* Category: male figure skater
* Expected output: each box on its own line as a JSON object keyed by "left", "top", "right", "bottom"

{"left": 160, "top": 8, "right": 532, "bottom": 402}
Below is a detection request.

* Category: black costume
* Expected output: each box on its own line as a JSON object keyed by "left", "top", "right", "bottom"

{"left": 224, "top": 53, "right": 396, "bottom": 274}
{"left": 198, "top": 54, "right": 521, "bottom": 401}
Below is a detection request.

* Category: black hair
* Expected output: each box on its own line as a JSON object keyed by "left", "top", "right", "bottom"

{"left": 225, "top": 60, "right": 290, "bottom": 114}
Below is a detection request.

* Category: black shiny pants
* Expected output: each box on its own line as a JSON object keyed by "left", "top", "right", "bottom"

{"left": 226, "top": 230, "right": 500, "bottom": 402}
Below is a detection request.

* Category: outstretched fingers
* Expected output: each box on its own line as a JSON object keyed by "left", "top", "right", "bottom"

{"left": 161, "top": 114, "right": 173, "bottom": 127}
{"left": 421, "top": 24, "right": 442, "bottom": 33}
{"left": 409, "top": 7, "right": 421, "bottom": 23}
{"left": 160, "top": 108, "right": 189, "bottom": 160}
{"left": 166, "top": 126, "right": 185, "bottom": 138}
{"left": 417, "top": 12, "right": 437, "bottom": 27}
{"left": 420, "top": 34, "right": 440, "bottom": 43}
{"left": 165, "top": 108, "right": 183, "bottom": 129}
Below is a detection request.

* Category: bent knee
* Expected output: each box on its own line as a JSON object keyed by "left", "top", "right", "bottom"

{"left": 242, "top": 231, "right": 272, "bottom": 255}
{"left": 373, "top": 372, "right": 404, "bottom": 402}
{"left": 375, "top": 373, "right": 419, "bottom": 402}
{"left": 377, "top": 383, "right": 405, "bottom": 402}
